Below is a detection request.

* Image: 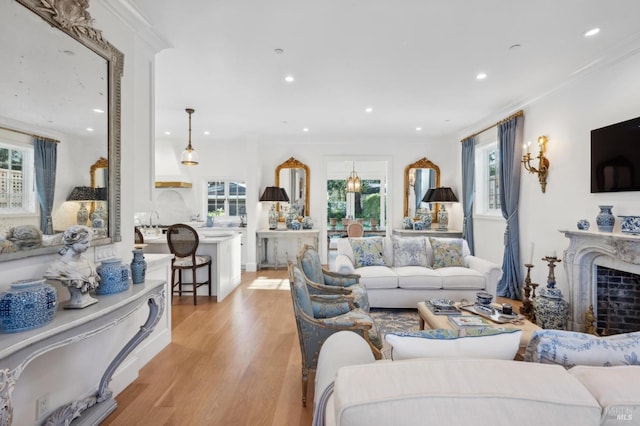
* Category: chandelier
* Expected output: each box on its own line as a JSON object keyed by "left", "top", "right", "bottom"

{"left": 346, "top": 162, "right": 361, "bottom": 193}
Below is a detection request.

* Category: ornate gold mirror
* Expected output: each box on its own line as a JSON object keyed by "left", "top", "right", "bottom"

{"left": 403, "top": 157, "right": 441, "bottom": 222}
{"left": 275, "top": 157, "right": 310, "bottom": 216}
{"left": 0, "top": 0, "right": 123, "bottom": 261}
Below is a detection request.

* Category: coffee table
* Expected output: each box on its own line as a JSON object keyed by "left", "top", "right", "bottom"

{"left": 417, "top": 301, "right": 541, "bottom": 360}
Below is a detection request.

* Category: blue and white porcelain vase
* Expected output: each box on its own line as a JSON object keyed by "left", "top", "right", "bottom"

{"left": 576, "top": 219, "right": 590, "bottom": 230}
{"left": 0, "top": 279, "right": 57, "bottom": 333}
{"left": 534, "top": 287, "right": 569, "bottom": 330}
{"left": 96, "top": 258, "right": 130, "bottom": 295}
{"left": 206, "top": 215, "right": 214, "bottom": 227}
{"left": 403, "top": 217, "right": 413, "bottom": 230}
{"left": 596, "top": 205, "right": 615, "bottom": 232}
{"left": 131, "top": 249, "right": 147, "bottom": 284}
{"left": 302, "top": 216, "right": 314, "bottom": 229}
{"left": 421, "top": 213, "right": 432, "bottom": 229}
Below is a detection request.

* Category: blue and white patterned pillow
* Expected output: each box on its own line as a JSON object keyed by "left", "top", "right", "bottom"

{"left": 392, "top": 236, "right": 429, "bottom": 267}
{"left": 429, "top": 237, "right": 465, "bottom": 268}
{"left": 525, "top": 329, "right": 640, "bottom": 368}
{"left": 349, "top": 237, "right": 387, "bottom": 267}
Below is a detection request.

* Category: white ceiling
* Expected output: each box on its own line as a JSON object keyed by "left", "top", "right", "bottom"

{"left": 132, "top": 0, "right": 640, "bottom": 144}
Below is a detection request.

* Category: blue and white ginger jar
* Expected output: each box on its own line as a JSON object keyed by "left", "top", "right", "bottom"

{"left": 403, "top": 217, "right": 413, "bottom": 230}
{"left": 96, "top": 258, "right": 130, "bottom": 294}
{"left": 0, "top": 279, "right": 57, "bottom": 333}
{"left": 534, "top": 287, "right": 569, "bottom": 330}
{"left": 302, "top": 216, "right": 314, "bottom": 229}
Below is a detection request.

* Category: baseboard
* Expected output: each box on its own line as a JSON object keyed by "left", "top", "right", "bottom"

{"left": 245, "top": 262, "right": 257, "bottom": 272}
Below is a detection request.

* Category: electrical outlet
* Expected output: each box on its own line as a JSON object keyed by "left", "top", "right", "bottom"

{"left": 36, "top": 394, "right": 49, "bottom": 419}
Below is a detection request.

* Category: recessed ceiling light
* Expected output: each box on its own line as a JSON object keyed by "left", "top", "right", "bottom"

{"left": 284, "top": 75, "right": 295, "bottom": 83}
{"left": 164, "top": 131, "right": 171, "bottom": 135}
{"left": 204, "top": 131, "right": 210, "bottom": 135}
{"left": 365, "top": 107, "right": 373, "bottom": 113}
{"left": 476, "top": 73, "right": 487, "bottom": 80}
{"left": 415, "top": 127, "right": 422, "bottom": 132}
{"left": 274, "top": 48, "right": 284, "bottom": 54}
{"left": 509, "top": 44, "right": 521, "bottom": 51}
{"left": 584, "top": 28, "right": 600, "bottom": 37}
{"left": 92, "top": 108, "right": 104, "bottom": 113}
{"left": 303, "top": 128, "right": 309, "bottom": 132}
{"left": 86, "top": 127, "right": 94, "bottom": 132}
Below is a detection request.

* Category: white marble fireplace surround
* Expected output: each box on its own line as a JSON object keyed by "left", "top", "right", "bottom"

{"left": 562, "top": 230, "right": 640, "bottom": 332}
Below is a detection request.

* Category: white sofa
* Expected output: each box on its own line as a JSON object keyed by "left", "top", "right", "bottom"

{"left": 313, "top": 331, "right": 640, "bottom": 426}
{"left": 334, "top": 236, "right": 502, "bottom": 308}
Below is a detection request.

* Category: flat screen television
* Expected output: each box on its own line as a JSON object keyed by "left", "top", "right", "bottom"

{"left": 591, "top": 115, "right": 640, "bottom": 193}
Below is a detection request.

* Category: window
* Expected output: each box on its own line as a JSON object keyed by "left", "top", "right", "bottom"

{"left": 475, "top": 141, "right": 501, "bottom": 216}
{"left": 327, "top": 179, "right": 385, "bottom": 223}
{"left": 206, "top": 180, "right": 246, "bottom": 216}
{"left": 0, "top": 142, "right": 35, "bottom": 214}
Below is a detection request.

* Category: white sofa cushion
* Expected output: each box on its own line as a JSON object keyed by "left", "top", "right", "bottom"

{"left": 385, "top": 328, "right": 522, "bottom": 360}
{"left": 332, "top": 358, "right": 601, "bottom": 426}
{"left": 392, "top": 266, "right": 441, "bottom": 289}
{"left": 354, "top": 265, "right": 398, "bottom": 289}
{"left": 569, "top": 365, "right": 640, "bottom": 426}
{"left": 438, "top": 266, "right": 486, "bottom": 289}
{"left": 391, "top": 236, "right": 429, "bottom": 267}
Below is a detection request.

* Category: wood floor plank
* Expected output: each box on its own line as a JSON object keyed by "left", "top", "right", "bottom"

{"left": 103, "top": 270, "right": 313, "bottom": 426}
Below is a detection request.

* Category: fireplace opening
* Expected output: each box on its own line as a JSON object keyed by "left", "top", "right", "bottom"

{"left": 596, "top": 265, "right": 640, "bottom": 335}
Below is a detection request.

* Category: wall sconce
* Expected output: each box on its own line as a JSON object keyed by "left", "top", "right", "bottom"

{"left": 522, "top": 135, "right": 550, "bottom": 193}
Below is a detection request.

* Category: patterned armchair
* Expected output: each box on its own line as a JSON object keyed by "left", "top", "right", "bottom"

{"left": 288, "top": 263, "right": 382, "bottom": 407}
{"left": 297, "top": 244, "right": 370, "bottom": 312}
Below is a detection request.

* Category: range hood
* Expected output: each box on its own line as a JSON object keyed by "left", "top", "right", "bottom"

{"left": 155, "top": 181, "right": 192, "bottom": 188}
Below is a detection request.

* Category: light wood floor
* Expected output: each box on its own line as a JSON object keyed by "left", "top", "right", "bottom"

{"left": 103, "top": 269, "right": 314, "bottom": 426}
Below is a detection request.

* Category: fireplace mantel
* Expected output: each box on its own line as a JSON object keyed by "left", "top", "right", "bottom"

{"left": 561, "top": 229, "right": 640, "bottom": 331}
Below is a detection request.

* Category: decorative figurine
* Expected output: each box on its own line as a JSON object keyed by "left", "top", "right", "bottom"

{"left": 44, "top": 225, "right": 100, "bottom": 309}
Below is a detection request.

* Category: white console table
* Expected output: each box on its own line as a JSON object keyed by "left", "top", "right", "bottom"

{"left": 0, "top": 279, "right": 166, "bottom": 425}
{"left": 256, "top": 229, "right": 320, "bottom": 270}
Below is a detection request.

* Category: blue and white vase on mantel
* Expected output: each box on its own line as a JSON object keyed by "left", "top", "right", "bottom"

{"left": 0, "top": 278, "right": 57, "bottom": 333}
{"left": 596, "top": 205, "right": 615, "bottom": 232}
{"left": 131, "top": 249, "right": 147, "bottom": 284}
{"left": 96, "top": 258, "right": 130, "bottom": 295}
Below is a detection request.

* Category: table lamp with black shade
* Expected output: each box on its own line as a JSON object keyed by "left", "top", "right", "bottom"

{"left": 67, "top": 186, "right": 97, "bottom": 226}
{"left": 259, "top": 186, "right": 289, "bottom": 230}
{"left": 423, "top": 187, "right": 458, "bottom": 231}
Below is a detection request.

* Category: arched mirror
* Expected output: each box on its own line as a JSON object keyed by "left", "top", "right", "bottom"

{"left": 275, "top": 157, "right": 310, "bottom": 216}
{"left": 403, "top": 157, "right": 441, "bottom": 222}
{"left": 0, "top": 0, "right": 123, "bottom": 261}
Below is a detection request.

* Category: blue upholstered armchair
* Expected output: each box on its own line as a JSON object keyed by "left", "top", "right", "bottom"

{"left": 297, "top": 244, "right": 370, "bottom": 312}
{"left": 288, "top": 263, "right": 382, "bottom": 407}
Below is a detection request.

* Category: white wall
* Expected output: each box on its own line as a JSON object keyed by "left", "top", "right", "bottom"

{"left": 472, "top": 49, "right": 640, "bottom": 298}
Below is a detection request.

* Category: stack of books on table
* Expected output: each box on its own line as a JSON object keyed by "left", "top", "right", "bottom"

{"left": 425, "top": 299, "right": 459, "bottom": 315}
{"left": 448, "top": 315, "right": 492, "bottom": 329}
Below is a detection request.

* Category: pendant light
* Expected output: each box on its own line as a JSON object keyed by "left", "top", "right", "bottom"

{"left": 346, "top": 161, "right": 361, "bottom": 193}
{"left": 181, "top": 108, "right": 199, "bottom": 165}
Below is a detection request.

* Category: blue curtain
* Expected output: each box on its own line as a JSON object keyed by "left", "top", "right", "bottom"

{"left": 496, "top": 115, "right": 524, "bottom": 299}
{"left": 461, "top": 137, "right": 476, "bottom": 254}
{"left": 34, "top": 138, "right": 57, "bottom": 234}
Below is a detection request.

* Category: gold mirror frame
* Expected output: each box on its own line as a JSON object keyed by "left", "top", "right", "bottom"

{"left": 90, "top": 157, "right": 109, "bottom": 188}
{"left": 0, "top": 0, "right": 124, "bottom": 262}
{"left": 275, "top": 157, "right": 310, "bottom": 216}
{"left": 403, "top": 157, "right": 441, "bottom": 222}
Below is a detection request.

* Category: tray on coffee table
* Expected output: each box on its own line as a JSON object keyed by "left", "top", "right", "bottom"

{"left": 458, "top": 303, "right": 524, "bottom": 324}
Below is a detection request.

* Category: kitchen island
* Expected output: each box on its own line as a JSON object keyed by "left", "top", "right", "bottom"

{"left": 143, "top": 229, "right": 242, "bottom": 302}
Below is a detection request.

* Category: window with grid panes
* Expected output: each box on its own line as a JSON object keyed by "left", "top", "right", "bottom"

{"left": 207, "top": 180, "right": 246, "bottom": 216}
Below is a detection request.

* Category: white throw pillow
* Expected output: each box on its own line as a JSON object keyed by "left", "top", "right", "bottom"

{"left": 385, "top": 328, "right": 522, "bottom": 361}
